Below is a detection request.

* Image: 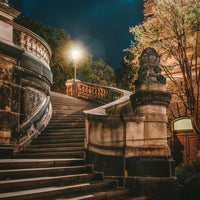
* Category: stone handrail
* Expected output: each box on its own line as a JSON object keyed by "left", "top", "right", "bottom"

{"left": 65, "top": 79, "right": 124, "bottom": 104}
{"left": 80, "top": 81, "right": 133, "bottom": 180}
{"left": 18, "top": 95, "right": 52, "bottom": 150}
{"left": 84, "top": 88, "right": 132, "bottom": 116}
{"left": 0, "top": 14, "right": 51, "bottom": 65}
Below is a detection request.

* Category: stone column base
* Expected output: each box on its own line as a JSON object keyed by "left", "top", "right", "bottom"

{"left": 126, "top": 156, "right": 175, "bottom": 177}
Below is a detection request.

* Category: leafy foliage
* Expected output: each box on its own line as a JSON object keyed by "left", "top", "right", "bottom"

{"left": 128, "top": 0, "right": 200, "bottom": 133}
{"left": 176, "top": 157, "right": 200, "bottom": 200}
{"left": 90, "top": 58, "right": 116, "bottom": 87}
{"left": 115, "top": 51, "right": 138, "bottom": 91}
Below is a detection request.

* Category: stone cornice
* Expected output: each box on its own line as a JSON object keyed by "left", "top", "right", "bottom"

{"left": 0, "top": 3, "right": 20, "bottom": 19}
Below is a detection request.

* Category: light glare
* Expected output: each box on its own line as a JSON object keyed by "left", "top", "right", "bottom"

{"left": 72, "top": 50, "right": 79, "bottom": 59}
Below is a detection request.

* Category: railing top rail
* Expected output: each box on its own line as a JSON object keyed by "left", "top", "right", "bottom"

{"left": 67, "top": 79, "right": 125, "bottom": 95}
{"left": 76, "top": 80, "right": 124, "bottom": 94}
{"left": 84, "top": 88, "right": 132, "bottom": 116}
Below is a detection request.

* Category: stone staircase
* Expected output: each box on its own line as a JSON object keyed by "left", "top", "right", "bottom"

{"left": 0, "top": 92, "right": 129, "bottom": 199}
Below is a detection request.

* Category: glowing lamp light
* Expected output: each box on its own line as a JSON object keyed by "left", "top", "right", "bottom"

{"left": 72, "top": 49, "right": 80, "bottom": 61}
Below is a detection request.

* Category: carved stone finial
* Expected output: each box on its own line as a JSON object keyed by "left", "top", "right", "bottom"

{"left": 131, "top": 47, "right": 171, "bottom": 109}
{"left": 136, "top": 47, "right": 166, "bottom": 84}
{"left": 139, "top": 47, "right": 160, "bottom": 66}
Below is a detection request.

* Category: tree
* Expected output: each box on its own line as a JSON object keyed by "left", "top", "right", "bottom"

{"left": 115, "top": 51, "right": 138, "bottom": 91}
{"left": 17, "top": 17, "right": 94, "bottom": 93}
{"left": 90, "top": 58, "right": 116, "bottom": 87}
{"left": 129, "top": 0, "right": 200, "bottom": 134}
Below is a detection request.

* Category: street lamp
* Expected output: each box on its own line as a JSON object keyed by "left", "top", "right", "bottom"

{"left": 72, "top": 49, "right": 80, "bottom": 97}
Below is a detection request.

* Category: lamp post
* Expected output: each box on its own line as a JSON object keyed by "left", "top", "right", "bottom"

{"left": 72, "top": 50, "right": 79, "bottom": 97}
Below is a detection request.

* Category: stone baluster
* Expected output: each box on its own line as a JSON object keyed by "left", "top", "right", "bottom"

{"left": 29, "top": 38, "right": 33, "bottom": 52}
{"left": 18, "top": 32, "right": 27, "bottom": 48}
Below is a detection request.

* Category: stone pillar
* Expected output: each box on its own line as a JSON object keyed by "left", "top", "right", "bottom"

{"left": 127, "top": 47, "right": 174, "bottom": 176}
{"left": 131, "top": 47, "right": 171, "bottom": 157}
{"left": 126, "top": 47, "right": 178, "bottom": 200}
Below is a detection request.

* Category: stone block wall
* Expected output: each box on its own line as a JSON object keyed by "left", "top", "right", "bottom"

{"left": 0, "top": 51, "right": 52, "bottom": 153}
{"left": 0, "top": 54, "right": 19, "bottom": 146}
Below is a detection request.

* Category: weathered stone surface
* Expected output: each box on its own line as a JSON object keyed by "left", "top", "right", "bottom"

{"left": 0, "top": 111, "right": 10, "bottom": 131}
{"left": 0, "top": 59, "right": 13, "bottom": 82}
{"left": 11, "top": 85, "right": 20, "bottom": 113}
{"left": 135, "top": 47, "right": 166, "bottom": 85}
{"left": 0, "top": 81, "right": 11, "bottom": 111}
{"left": 24, "top": 87, "right": 45, "bottom": 119}
{"left": 11, "top": 113, "right": 19, "bottom": 134}
{"left": 131, "top": 90, "right": 171, "bottom": 109}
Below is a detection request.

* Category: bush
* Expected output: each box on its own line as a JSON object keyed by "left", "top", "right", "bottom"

{"left": 176, "top": 157, "right": 200, "bottom": 200}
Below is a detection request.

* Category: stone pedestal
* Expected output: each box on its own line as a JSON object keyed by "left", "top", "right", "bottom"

{"left": 129, "top": 47, "right": 175, "bottom": 177}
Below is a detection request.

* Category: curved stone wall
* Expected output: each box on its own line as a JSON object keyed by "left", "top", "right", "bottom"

{"left": 0, "top": 3, "right": 52, "bottom": 156}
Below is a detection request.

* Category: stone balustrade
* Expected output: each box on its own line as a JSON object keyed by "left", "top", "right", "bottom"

{"left": 0, "top": 6, "right": 51, "bottom": 66}
{"left": 13, "top": 24, "right": 51, "bottom": 65}
{"left": 66, "top": 79, "right": 123, "bottom": 104}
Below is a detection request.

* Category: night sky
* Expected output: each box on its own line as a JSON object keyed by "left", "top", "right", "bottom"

{"left": 9, "top": 0, "right": 144, "bottom": 70}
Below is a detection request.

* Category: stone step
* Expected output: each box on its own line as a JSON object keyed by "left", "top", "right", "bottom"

{"left": 43, "top": 128, "right": 85, "bottom": 133}
{"left": 0, "top": 165, "right": 93, "bottom": 180}
{"left": 0, "top": 173, "right": 103, "bottom": 193}
{"left": 50, "top": 118, "right": 84, "bottom": 121}
{"left": 52, "top": 107, "right": 88, "bottom": 111}
{"left": 49, "top": 120, "right": 85, "bottom": 124}
{"left": 0, "top": 180, "right": 116, "bottom": 200}
{"left": 15, "top": 151, "right": 84, "bottom": 159}
{"left": 48, "top": 122, "right": 85, "bottom": 126}
{"left": 0, "top": 159, "right": 85, "bottom": 170}
{"left": 46, "top": 125, "right": 85, "bottom": 129}
{"left": 45, "top": 125, "right": 85, "bottom": 129}
{"left": 29, "top": 142, "right": 84, "bottom": 149}
{"left": 55, "top": 188, "right": 129, "bottom": 200}
{"left": 50, "top": 115, "right": 84, "bottom": 119}
{"left": 35, "top": 135, "right": 85, "bottom": 141}
{"left": 0, "top": 92, "right": 129, "bottom": 199}
{"left": 24, "top": 147, "right": 84, "bottom": 153}
{"left": 51, "top": 112, "right": 84, "bottom": 115}
{"left": 31, "top": 138, "right": 84, "bottom": 145}
{"left": 41, "top": 131, "right": 85, "bottom": 136}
